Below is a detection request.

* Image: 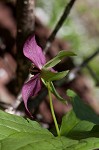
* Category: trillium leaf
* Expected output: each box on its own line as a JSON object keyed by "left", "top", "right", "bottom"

{"left": 43, "top": 51, "right": 76, "bottom": 69}
{"left": 0, "top": 110, "right": 51, "bottom": 141}
{"left": 60, "top": 110, "right": 80, "bottom": 136}
{"left": 41, "top": 69, "right": 69, "bottom": 81}
{"left": 72, "top": 95, "right": 99, "bottom": 124}
{"left": 0, "top": 110, "right": 99, "bottom": 150}
{"left": 66, "top": 89, "right": 76, "bottom": 98}
{"left": 66, "top": 90, "right": 99, "bottom": 124}
{"left": 60, "top": 110, "right": 96, "bottom": 139}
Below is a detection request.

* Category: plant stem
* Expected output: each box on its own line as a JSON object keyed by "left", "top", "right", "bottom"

{"left": 47, "top": 82, "right": 60, "bottom": 137}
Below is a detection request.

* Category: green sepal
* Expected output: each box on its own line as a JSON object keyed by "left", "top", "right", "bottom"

{"left": 41, "top": 69, "right": 69, "bottom": 82}
{"left": 50, "top": 82, "right": 67, "bottom": 104}
{"left": 41, "top": 79, "right": 67, "bottom": 104}
{"left": 66, "top": 89, "right": 76, "bottom": 98}
{"left": 43, "top": 51, "right": 76, "bottom": 69}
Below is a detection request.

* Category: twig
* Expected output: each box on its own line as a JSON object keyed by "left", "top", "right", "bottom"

{"left": 44, "top": 0, "right": 76, "bottom": 54}
{"left": 67, "top": 48, "right": 99, "bottom": 82}
{"left": 79, "top": 48, "right": 99, "bottom": 68}
{"left": 86, "top": 65, "right": 99, "bottom": 86}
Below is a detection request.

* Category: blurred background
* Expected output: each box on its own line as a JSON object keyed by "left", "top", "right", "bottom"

{"left": 0, "top": 0, "right": 99, "bottom": 127}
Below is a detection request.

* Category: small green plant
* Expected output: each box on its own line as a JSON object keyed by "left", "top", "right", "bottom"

{"left": 0, "top": 36, "right": 99, "bottom": 150}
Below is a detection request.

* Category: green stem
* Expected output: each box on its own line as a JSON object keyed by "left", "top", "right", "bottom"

{"left": 47, "top": 82, "right": 60, "bottom": 137}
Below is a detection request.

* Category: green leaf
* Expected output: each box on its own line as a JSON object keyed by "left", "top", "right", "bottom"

{"left": 0, "top": 110, "right": 99, "bottom": 150}
{"left": 66, "top": 89, "right": 76, "bottom": 98}
{"left": 67, "top": 137, "right": 99, "bottom": 150}
{"left": 60, "top": 110, "right": 94, "bottom": 137}
{"left": 0, "top": 110, "right": 77, "bottom": 150}
{"left": 91, "top": 125, "right": 99, "bottom": 133}
{"left": 72, "top": 95, "right": 99, "bottom": 124}
{"left": 60, "top": 110, "right": 99, "bottom": 141}
{"left": 0, "top": 110, "right": 51, "bottom": 141}
{"left": 90, "top": 125, "right": 99, "bottom": 137}
{"left": 41, "top": 69, "right": 69, "bottom": 81}
{"left": 60, "top": 110, "right": 80, "bottom": 136}
{"left": 43, "top": 51, "right": 76, "bottom": 69}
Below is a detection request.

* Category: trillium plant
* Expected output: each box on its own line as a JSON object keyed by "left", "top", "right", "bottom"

{"left": 22, "top": 36, "right": 75, "bottom": 136}
{"left": 0, "top": 36, "right": 99, "bottom": 150}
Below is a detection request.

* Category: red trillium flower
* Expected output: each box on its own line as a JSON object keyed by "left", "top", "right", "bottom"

{"left": 22, "top": 36, "right": 52, "bottom": 115}
{"left": 22, "top": 36, "right": 74, "bottom": 115}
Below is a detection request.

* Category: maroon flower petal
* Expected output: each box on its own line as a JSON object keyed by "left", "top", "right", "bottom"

{"left": 22, "top": 74, "right": 42, "bottom": 115}
{"left": 23, "top": 36, "right": 46, "bottom": 69}
{"left": 50, "top": 68, "right": 57, "bottom": 73}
